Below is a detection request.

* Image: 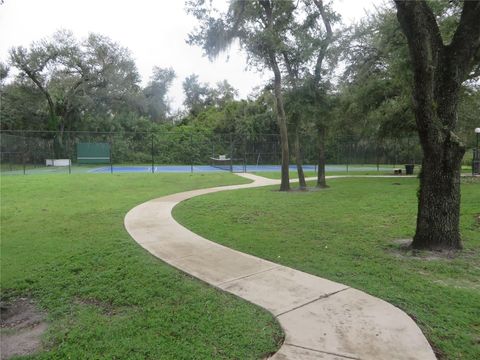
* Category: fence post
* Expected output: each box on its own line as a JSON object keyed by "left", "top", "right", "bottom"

{"left": 51, "top": 134, "right": 56, "bottom": 172}
{"left": 22, "top": 131, "right": 26, "bottom": 175}
{"left": 67, "top": 134, "right": 71, "bottom": 174}
{"left": 190, "top": 133, "right": 193, "bottom": 174}
{"left": 394, "top": 139, "right": 398, "bottom": 168}
{"left": 151, "top": 132, "right": 154, "bottom": 174}
{"left": 346, "top": 141, "right": 349, "bottom": 173}
{"left": 243, "top": 137, "right": 247, "bottom": 173}
{"left": 230, "top": 133, "right": 233, "bottom": 172}
{"left": 376, "top": 141, "right": 380, "bottom": 172}
{"left": 110, "top": 134, "right": 113, "bottom": 174}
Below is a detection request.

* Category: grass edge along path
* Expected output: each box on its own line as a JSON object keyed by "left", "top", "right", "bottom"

{"left": 1, "top": 173, "right": 283, "bottom": 359}
{"left": 173, "top": 176, "right": 480, "bottom": 360}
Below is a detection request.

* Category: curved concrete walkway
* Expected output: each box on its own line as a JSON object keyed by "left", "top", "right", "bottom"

{"left": 124, "top": 173, "right": 436, "bottom": 360}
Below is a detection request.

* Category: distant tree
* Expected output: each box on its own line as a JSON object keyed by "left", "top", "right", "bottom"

{"left": 143, "top": 67, "right": 176, "bottom": 122}
{"left": 211, "top": 80, "right": 238, "bottom": 107}
{"left": 9, "top": 31, "right": 141, "bottom": 153}
{"left": 394, "top": 0, "right": 480, "bottom": 250}
{"left": 457, "top": 86, "right": 480, "bottom": 148}
{"left": 182, "top": 74, "right": 213, "bottom": 116}
{"left": 187, "top": 0, "right": 295, "bottom": 191}
{"left": 0, "top": 62, "right": 8, "bottom": 126}
{"left": 0, "top": 62, "right": 8, "bottom": 84}
{"left": 339, "top": 6, "right": 415, "bottom": 142}
{"left": 281, "top": 0, "right": 337, "bottom": 189}
{"left": 1, "top": 80, "right": 48, "bottom": 130}
{"left": 182, "top": 74, "right": 239, "bottom": 117}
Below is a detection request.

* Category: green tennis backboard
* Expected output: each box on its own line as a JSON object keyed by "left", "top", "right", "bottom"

{"left": 77, "top": 143, "right": 111, "bottom": 164}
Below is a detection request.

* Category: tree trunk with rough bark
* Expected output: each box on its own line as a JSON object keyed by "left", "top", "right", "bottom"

{"left": 293, "top": 128, "right": 307, "bottom": 189}
{"left": 316, "top": 126, "right": 328, "bottom": 188}
{"left": 394, "top": 0, "right": 480, "bottom": 250}
{"left": 270, "top": 53, "right": 290, "bottom": 191}
{"left": 415, "top": 149, "right": 464, "bottom": 249}
{"left": 312, "top": 0, "right": 333, "bottom": 189}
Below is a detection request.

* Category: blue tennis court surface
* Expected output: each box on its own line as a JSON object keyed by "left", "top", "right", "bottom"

{"left": 89, "top": 164, "right": 390, "bottom": 174}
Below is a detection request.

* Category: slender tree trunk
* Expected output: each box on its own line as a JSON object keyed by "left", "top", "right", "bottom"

{"left": 316, "top": 126, "right": 328, "bottom": 188}
{"left": 312, "top": 0, "right": 333, "bottom": 186}
{"left": 270, "top": 54, "right": 290, "bottom": 191}
{"left": 259, "top": 0, "right": 290, "bottom": 191}
{"left": 293, "top": 127, "right": 306, "bottom": 189}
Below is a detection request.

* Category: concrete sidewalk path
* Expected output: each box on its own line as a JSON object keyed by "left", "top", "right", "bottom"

{"left": 124, "top": 173, "right": 436, "bottom": 360}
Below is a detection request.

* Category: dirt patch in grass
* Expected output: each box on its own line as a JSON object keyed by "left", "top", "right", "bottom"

{"left": 74, "top": 297, "right": 117, "bottom": 316}
{"left": 388, "top": 239, "right": 460, "bottom": 260}
{"left": 0, "top": 298, "right": 47, "bottom": 360}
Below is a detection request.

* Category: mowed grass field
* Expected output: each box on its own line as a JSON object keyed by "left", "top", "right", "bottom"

{"left": 174, "top": 177, "right": 480, "bottom": 360}
{"left": 0, "top": 173, "right": 282, "bottom": 359}
{"left": 257, "top": 163, "right": 475, "bottom": 180}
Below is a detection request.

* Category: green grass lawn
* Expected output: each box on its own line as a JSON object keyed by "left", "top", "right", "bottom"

{"left": 256, "top": 163, "right": 421, "bottom": 180}
{"left": 174, "top": 177, "right": 480, "bottom": 360}
{"left": 257, "top": 170, "right": 394, "bottom": 179}
{"left": 258, "top": 163, "right": 474, "bottom": 180}
{"left": 258, "top": 170, "right": 419, "bottom": 180}
{"left": 1, "top": 173, "right": 282, "bottom": 359}
{"left": 0, "top": 164, "right": 98, "bottom": 175}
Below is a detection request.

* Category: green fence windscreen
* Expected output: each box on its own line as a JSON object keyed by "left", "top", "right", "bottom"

{"left": 77, "top": 143, "right": 110, "bottom": 164}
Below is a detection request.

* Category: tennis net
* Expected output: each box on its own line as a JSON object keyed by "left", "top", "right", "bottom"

{"left": 210, "top": 156, "right": 233, "bottom": 171}
{"left": 210, "top": 156, "right": 246, "bottom": 172}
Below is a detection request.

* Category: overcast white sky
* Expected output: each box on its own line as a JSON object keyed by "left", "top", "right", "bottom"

{"left": 0, "top": 0, "right": 380, "bottom": 111}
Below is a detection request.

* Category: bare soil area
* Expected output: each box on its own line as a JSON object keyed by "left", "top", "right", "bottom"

{"left": 0, "top": 298, "right": 47, "bottom": 360}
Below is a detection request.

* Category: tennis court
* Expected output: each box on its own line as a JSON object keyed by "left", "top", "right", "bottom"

{"left": 1, "top": 131, "right": 418, "bottom": 176}
{"left": 89, "top": 164, "right": 391, "bottom": 174}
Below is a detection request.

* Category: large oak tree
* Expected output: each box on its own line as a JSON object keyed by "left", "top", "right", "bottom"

{"left": 10, "top": 31, "right": 140, "bottom": 154}
{"left": 394, "top": 0, "right": 480, "bottom": 250}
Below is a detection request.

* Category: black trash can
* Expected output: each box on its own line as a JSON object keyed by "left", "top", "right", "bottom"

{"left": 405, "top": 164, "right": 415, "bottom": 175}
{"left": 473, "top": 160, "right": 480, "bottom": 175}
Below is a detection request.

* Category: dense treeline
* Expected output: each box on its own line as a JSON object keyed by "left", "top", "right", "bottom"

{"left": 1, "top": 5, "right": 477, "bottom": 151}
{"left": 0, "top": 31, "right": 279, "bottom": 152}
{"left": 1, "top": 3, "right": 478, "bottom": 162}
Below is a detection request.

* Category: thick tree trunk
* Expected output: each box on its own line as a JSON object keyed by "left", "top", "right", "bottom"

{"left": 394, "top": 0, "right": 480, "bottom": 250}
{"left": 414, "top": 145, "right": 464, "bottom": 249}
{"left": 293, "top": 128, "right": 307, "bottom": 189}
{"left": 412, "top": 63, "right": 465, "bottom": 249}
{"left": 411, "top": 100, "right": 465, "bottom": 249}
{"left": 410, "top": 64, "right": 465, "bottom": 249}
{"left": 316, "top": 126, "right": 328, "bottom": 188}
{"left": 270, "top": 54, "right": 290, "bottom": 191}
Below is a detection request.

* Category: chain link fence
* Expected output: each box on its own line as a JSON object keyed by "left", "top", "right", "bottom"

{"left": 1, "top": 130, "right": 424, "bottom": 175}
